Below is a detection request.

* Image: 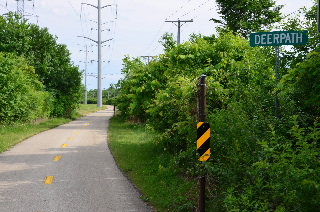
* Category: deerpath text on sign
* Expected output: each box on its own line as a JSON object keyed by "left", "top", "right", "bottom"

{"left": 250, "top": 31, "right": 308, "bottom": 47}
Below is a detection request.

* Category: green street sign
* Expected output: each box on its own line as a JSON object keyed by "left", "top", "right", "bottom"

{"left": 250, "top": 31, "right": 308, "bottom": 47}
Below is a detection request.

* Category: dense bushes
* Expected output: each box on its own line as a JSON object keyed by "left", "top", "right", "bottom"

{"left": 0, "top": 53, "right": 50, "bottom": 124}
{"left": 0, "top": 13, "right": 82, "bottom": 120}
{"left": 223, "top": 117, "right": 320, "bottom": 211}
{"left": 116, "top": 23, "right": 320, "bottom": 211}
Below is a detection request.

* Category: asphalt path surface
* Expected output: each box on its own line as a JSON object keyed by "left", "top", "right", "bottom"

{"left": 0, "top": 107, "right": 153, "bottom": 212}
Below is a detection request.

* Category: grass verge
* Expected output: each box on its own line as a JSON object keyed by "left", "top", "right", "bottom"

{"left": 0, "top": 104, "right": 107, "bottom": 153}
{"left": 108, "top": 115, "right": 198, "bottom": 212}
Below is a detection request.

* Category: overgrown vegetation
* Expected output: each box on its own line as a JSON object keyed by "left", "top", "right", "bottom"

{"left": 0, "top": 12, "right": 82, "bottom": 124}
{"left": 108, "top": 115, "right": 198, "bottom": 212}
{"left": 0, "top": 53, "right": 50, "bottom": 124}
{"left": 85, "top": 85, "right": 119, "bottom": 105}
{"left": 114, "top": 1, "right": 320, "bottom": 211}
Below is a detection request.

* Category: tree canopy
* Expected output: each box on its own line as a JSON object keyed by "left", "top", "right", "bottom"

{"left": 211, "top": 0, "right": 283, "bottom": 36}
{"left": 0, "top": 13, "right": 82, "bottom": 119}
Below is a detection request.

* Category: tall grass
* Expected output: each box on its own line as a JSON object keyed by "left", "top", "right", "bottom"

{"left": 108, "top": 115, "right": 198, "bottom": 212}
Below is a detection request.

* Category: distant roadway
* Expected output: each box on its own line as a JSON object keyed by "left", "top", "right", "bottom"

{"left": 0, "top": 107, "right": 153, "bottom": 212}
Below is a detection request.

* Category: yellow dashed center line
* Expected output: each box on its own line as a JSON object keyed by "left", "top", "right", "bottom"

{"left": 53, "top": 155, "right": 62, "bottom": 161}
{"left": 73, "top": 133, "right": 79, "bottom": 135}
{"left": 68, "top": 137, "right": 74, "bottom": 140}
{"left": 61, "top": 144, "right": 68, "bottom": 148}
{"left": 44, "top": 176, "right": 54, "bottom": 184}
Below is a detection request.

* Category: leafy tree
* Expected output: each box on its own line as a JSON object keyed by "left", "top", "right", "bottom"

{"left": 0, "top": 12, "right": 82, "bottom": 118}
{"left": 281, "top": 0, "right": 320, "bottom": 67}
{"left": 211, "top": 0, "right": 283, "bottom": 36}
{"left": 279, "top": 0, "right": 320, "bottom": 120}
{"left": 0, "top": 53, "right": 50, "bottom": 124}
{"left": 118, "top": 32, "right": 276, "bottom": 153}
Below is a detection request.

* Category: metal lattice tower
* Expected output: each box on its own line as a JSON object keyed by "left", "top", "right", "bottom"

{"left": 15, "top": 0, "right": 32, "bottom": 17}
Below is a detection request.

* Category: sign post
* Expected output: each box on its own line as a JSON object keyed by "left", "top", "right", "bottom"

{"left": 250, "top": 30, "right": 308, "bottom": 118}
{"left": 318, "top": 0, "right": 320, "bottom": 33}
{"left": 197, "top": 75, "right": 210, "bottom": 212}
{"left": 275, "top": 46, "right": 281, "bottom": 118}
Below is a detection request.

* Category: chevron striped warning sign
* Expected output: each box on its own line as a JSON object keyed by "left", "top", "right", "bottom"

{"left": 197, "top": 122, "right": 211, "bottom": 161}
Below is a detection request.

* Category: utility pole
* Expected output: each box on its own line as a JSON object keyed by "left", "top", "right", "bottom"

{"left": 197, "top": 75, "right": 210, "bottom": 212}
{"left": 79, "top": 0, "right": 112, "bottom": 108}
{"left": 165, "top": 19, "right": 193, "bottom": 45}
{"left": 84, "top": 45, "right": 88, "bottom": 104}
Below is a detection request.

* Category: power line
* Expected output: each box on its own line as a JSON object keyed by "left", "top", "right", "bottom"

{"left": 146, "top": 0, "right": 195, "bottom": 53}
{"left": 67, "top": 0, "right": 80, "bottom": 17}
{"left": 147, "top": 0, "right": 216, "bottom": 54}
{"left": 180, "top": 0, "right": 212, "bottom": 18}
{"left": 145, "top": 22, "right": 166, "bottom": 52}
{"left": 0, "top": 2, "right": 9, "bottom": 10}
{"left": 166, "top": 0, "right": 192, "bottom": 20}
{"left": 148, "top": 24, "right": 175, "bottom": 55}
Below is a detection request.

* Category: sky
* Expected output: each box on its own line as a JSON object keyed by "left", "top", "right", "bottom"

{"left": 0, "top": 0, "right": 315, "bottom": 90}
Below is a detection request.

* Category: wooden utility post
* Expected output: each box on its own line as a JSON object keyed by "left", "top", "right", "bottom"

{"left": 318, "top": 0, "right": 320, "bottom": 33}
{"left": 165, "top": 19, "right": 193, "bottom": 45}
{"left": 197, "top": 75, "right": 210, "bottom": 212}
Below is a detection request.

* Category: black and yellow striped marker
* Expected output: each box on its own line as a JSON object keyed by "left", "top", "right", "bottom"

{"left": 197, "top": 122, "right": 211, "bottom": 161}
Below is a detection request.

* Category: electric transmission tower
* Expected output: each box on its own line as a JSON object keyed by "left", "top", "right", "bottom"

{"left": 79, "top": 0, "right": 112, "bottom": 108}
{"left": 16, "top": 0, "right": 33, "bottom": 17}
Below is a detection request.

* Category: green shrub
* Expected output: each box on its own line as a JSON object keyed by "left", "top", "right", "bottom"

{"left": 0, "top": 53, "right": 51, "bottom": 124}
{"left": 0, "top": 13, "right": 82, "bottom": 118}
{"left": 223, "top": 116, "right": 320, "bottom": 211}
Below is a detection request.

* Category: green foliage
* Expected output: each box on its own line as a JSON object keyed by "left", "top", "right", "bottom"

{"left": 85, "top": 87, "right": 119, "bottom": 105}
{"left": 108, "top": 115, "right": 197, "bottom": 212}
{"left": 280, "top": 0, "right": 320, "bottom": 67}
{"left": 117, "top": 32, "right": 277, "bottom": 153}
{"left": 116, "top": 3, "right": 320, "bottom": 209}
{"left": 280, "top": 51, "right": 320, "bottom": 118}
{"left": 212, "top": 0, "right": 283, "bottom": 36}
{"left": 0, "top": 12, "right": 82, "bottom": 118}
{"left": 160, "top": 32, "right": 177, "bottom": 51}
{"left": 117, "top": 56, "right": 164, "bottom": 121}
{"left": 0, "top": 53, "right": 50, "bottom": 124}
{"left": 224, "top": 117, "right": 320, "bottom": 211}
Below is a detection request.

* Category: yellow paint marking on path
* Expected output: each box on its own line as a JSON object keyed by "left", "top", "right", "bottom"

{"left": 53, "top": 155, "right": 62, "bottom": 161}
{"left": 73, "top": 133, "right": 79, "bottom": 135}
{"left": 77, "top": 130, "right": 81, "bottom": 131}
{"left": 61, "top": 144, "right": 68, "bottom": 148}
{"left": 44, "top": 176, "right": 54, "bottom": 184}
{"left": 68, "top": 137, "right": 74, "bottom": 140}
